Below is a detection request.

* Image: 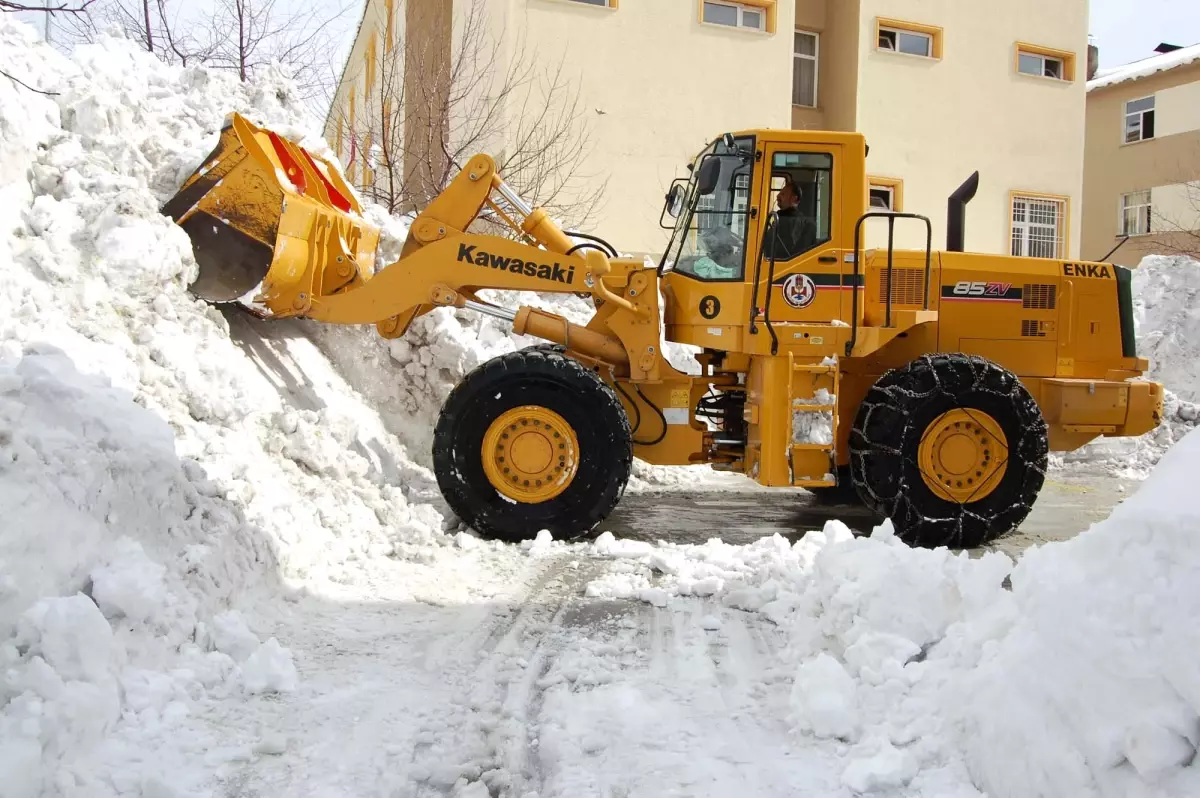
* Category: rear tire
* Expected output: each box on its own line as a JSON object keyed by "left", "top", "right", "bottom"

{"left": 432, "top": 348, "right": 632, "bottom": 541}
{"left": 849, "top": 353, "right": 1048, "bottom": 548}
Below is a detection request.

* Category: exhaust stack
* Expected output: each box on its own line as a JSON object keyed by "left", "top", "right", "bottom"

{"left": 946, "top": 171, "right": 979, "bottom": 253}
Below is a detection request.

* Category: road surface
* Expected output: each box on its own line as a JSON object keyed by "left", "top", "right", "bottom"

{"left": 614, "top": 470, "right": 1133, "bottom": 558}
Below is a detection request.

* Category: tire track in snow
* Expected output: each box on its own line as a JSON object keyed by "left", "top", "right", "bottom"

{"left": 408, "top": 552, "right": 615, "bottom": 797}
{"left": 525, "top": 587, "right": 848, "bottom": 797}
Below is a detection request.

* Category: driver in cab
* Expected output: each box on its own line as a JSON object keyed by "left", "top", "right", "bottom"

{"left": 764, "top": 176, "right": 816, "bottom": 262}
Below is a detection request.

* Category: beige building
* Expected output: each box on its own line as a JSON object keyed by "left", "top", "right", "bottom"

{"left": 328, "top": 0, "right": 1088, "bottom": 259}
{"left": 1082, "top": 43, "right": 1200, "bottom": 267}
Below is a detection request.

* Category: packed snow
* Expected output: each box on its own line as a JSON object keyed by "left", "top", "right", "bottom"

{"left": 3, "top": 15, "right": 1200, "bottom": 798}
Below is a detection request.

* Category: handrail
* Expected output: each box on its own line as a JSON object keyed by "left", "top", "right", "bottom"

{"left": 847, "top": 211, "right": 933, "bottom": 357}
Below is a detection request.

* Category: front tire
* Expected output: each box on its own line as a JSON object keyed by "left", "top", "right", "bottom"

{"left": 849, "top": 354, "right": 1048, "bottom": 548}
{"left": 432, "top": 348, "right": 632, "bottom": 541}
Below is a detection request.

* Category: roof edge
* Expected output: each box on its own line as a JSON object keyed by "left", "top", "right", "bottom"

{"left": 323, "top": 0, "right": 373, "bottom": 132}
{"left": 1087, "top": 42, "right": 1200, "bottom": 92}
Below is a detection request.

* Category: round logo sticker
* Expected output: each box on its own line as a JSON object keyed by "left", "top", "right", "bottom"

{"left": 781, "top": 273, "right": 817, "bottom": 309}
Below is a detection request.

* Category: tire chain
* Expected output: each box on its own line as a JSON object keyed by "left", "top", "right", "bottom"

{"left": 849, "top": 353, "right": 1048, "bottom": 548}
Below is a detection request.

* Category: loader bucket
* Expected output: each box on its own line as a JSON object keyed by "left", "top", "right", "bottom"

{"left": 161, "top": 112, "right": 378, "bottom": 304}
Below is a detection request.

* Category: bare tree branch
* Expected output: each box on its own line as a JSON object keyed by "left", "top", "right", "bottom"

{"left": 1146, "top": 154, "right": 1200, "bottom": 260}
{"left": 0, "top": 1, "right": 95, "bottom": 11}
{"left": 201, "top": 0, "right": 352, "bottom": 105}
{"left": 1, "top": 0, "right": 96, "bottom": 91}
{"left": 347, "top": 0, "right": 605, "bottom": 230}
{"left": 0, "top": 66, "right": 57, "bottom": 94}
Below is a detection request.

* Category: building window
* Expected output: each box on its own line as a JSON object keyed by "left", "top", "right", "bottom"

{"left": 365, "top": 35, "right": 377, "bottom": 98}
{"left": 876, "top": 18, "right": 942, "bottom": 59}
{"left": 793, "top": 31, "right": 818, "bottom": 107}
{"left": 1121, "top": 190, "right": 1152, "bottom": 236}
{"left": 385, "top": 0, "right": 394, "bottom": 51}
{"left": 1011, "top": 194, "right": 1067, "bottom": 259}
{"left": 1019, "top": 51, "right": 1062, "bottom": 78}
{"left": 1015, "top": 43, "right": 1076, "bottom": 81}
{"left": 702, "top": 1, "right": 767, "bottom": 32}
{"left": 1125, "top": 96, "right": 1155, "bottom": 143}
{"left": 868, "top": 176, "right": 903, "bottom": 211}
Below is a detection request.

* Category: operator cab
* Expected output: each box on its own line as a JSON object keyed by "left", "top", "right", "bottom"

{"left": 657, "top": 130, "right": 868, "bottom": 354}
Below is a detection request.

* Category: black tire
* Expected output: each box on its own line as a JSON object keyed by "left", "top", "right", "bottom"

{"left": 807, "top": 465, "right": 863, "bottom": 506}
{"left": 432, "top": 348, "right": 632, "bottom": 541}
{"left": 849, "top": 353, "right": 1048, "bottom": 549}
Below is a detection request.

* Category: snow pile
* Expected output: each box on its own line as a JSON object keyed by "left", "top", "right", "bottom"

{"left": 1062, "top": 255, "right": 1200, "bottom": 477}
{"left": 0, "top": 18, "right": 448, "bottom": 585}
{"left": 0, "top": 352, "right": 301, "bottom": 795}
{"left": 587, "top": 427, "right": 1200, "bottom": 796}
{"left": 1132, "top": 255, "right": 1200, "bottom": 404}
{"left": 0, "top": 17, "right": 461, "bottom": 790}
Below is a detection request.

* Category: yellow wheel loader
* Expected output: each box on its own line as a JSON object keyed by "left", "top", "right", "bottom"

{"left": 162, "top": 113, "right": 1163, "bottom": 548}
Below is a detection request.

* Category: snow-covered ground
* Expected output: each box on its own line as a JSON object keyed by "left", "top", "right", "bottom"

{"left": 2, "top": 17, "right": 1200, "bottom": 798}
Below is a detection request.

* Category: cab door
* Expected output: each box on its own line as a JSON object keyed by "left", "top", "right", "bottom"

{"left": 750, "top": 144, "right": 848, "bottom": 333}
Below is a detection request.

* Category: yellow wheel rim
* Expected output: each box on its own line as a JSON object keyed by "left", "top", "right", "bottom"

{"left": 918, "top": 408, "right": 1008, "bottom": 504}
{"left": 482, "top": 405, "right": 580, "bottom": 503}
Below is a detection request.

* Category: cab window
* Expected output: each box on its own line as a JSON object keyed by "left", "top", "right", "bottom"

{"left": 671, "top": 136, "right": 755, "bottom": 281}
{"left": 763, "top": 152, "right": 833, "bottom": 262}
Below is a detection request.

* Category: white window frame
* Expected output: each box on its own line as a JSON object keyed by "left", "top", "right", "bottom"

{"left": 793, "top": 30, "right": 819, "bottom": 107}
{"left": 1120, "top": 190, "right": 1152, "bottom": 236}
{"left": 869, "top": 185, "right": 895, "bottom": 210}
{"left": 1011, "top": 195, "right": 1066, "bottom": 259}
{"left": 702, "top": 1, "right": 766, "bottom": 32}
{"left": 878, "top": 26, "right": 932, "bottom": 57}
{"left": 1124, "top": 96, "right": 1155, "bottom": 144}
{"left": 1018, "top": 50, "right": 1064, "bottom": 79}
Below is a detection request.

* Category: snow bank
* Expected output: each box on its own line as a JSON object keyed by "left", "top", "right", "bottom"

{"left": 587, "top": 428, "right": 1200, "bottom": 796}
{"left": 0, "top": 17, "right": 448, "bottom": 587}
{"left": 1062, "top": 255, "right": 1200, "bottom": 478}
{"left": 0, "top": 351, "right": 299, "bottom": 795}
{"left": 0, "top": 17, "right": 456, "bottom": 789}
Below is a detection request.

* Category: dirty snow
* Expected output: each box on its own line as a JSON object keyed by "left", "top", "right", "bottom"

{"left": 791, "top": 387, "right": 836, "bottom": 445}
{"left": 2, "top": 15, "right": 1200, "bottom": 798}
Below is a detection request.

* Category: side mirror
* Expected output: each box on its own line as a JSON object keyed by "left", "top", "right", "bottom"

{"left": 660, "top": 179, "right": 689, "bottom": 229}
{"left": 665, "top": 183, "right": 686, "bottom": 218}
{"left": 722, "top": 133, "right": 736, "bottom": 150}
{"left": 696, "top": 156, "right": 722, "bottom": 196}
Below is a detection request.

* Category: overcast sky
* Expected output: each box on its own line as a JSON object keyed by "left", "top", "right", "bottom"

{"left": 11, "top": 1, "right": 1200, "bottom": 73}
